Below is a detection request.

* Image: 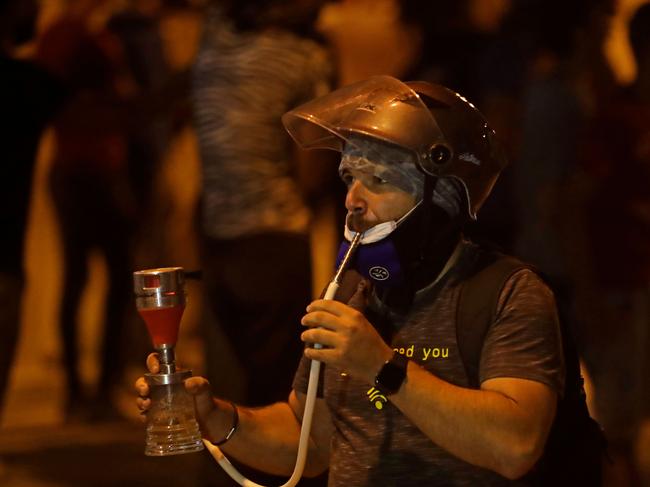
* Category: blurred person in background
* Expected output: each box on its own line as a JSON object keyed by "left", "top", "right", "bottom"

{"left": 511, "top": 0, "right": 617, "bottom": 358}
{"left": 191, "top": 0, "right": 333, "bottom": 483}
{"left": 107, "top": 0, "right": 194, "bottom": 270}
{"left": 514, "top": 0, "right": 617, "bottom": 289}
{"left": 0, "top": 0, "right": 65, "bottom": 415}
{"left": 567, "top": 3, "right": 650, "bottom": 484}
{"left": 35, "top": 0, "right": 138, "bottom": 422}
{"left": 315, "top": 0, "right": 437, "bottom": 87}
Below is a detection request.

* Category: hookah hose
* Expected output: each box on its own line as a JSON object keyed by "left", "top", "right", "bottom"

{"left": 203, "top": 232, "right": 364, "bottom": 487}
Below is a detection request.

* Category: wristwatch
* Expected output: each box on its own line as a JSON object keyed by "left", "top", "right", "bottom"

{"left": 374, "top": 351, "right": 409, "bottom": 395}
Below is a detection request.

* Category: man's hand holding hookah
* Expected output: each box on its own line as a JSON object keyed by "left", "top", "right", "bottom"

{"left": 134, "top": 349, "right": 335, "bottom": 478}
{"left": 135, "top": 354, "right": 235, "bottom": 444}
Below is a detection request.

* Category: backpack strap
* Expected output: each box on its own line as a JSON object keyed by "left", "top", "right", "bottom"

{"left": 456, "top": 249, "right": 607, "bottom": 485}
{"left": 456, "top": 250, "right": 531, "bottom": 388}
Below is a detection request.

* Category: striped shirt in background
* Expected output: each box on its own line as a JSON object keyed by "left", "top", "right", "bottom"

{"left": 192, "top": 8, "right": 332, "bottom": 240}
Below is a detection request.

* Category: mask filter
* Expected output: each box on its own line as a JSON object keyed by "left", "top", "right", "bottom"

{"left": 336, "top": 204, "right": 419, "bottom": 286}
{"left": 336, "top": 238, "right": 403, "bottom": 286}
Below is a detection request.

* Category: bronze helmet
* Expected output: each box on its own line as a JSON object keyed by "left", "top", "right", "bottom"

{"left": 282, "top": 75, "right": 507, "bottom": 219}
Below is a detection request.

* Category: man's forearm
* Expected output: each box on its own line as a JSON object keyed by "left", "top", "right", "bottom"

{"left": 390, "top": 363, "right": 555, "bottom": 479}
{"left": 202, "top": 394, "right": 330, "bottom": 478}
{"left": 202, "top": 399, "right": 303, "bottom": 476}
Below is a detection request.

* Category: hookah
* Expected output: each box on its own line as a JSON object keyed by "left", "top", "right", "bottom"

{"left": 133, "top": 267, "right": 204, "bottom": 456}
{"left": 202, "top": 231, "right": 364, "bottom": 487}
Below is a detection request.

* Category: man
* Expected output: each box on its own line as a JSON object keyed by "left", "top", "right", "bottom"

{"left": 136, "top": 76, "right": 564, "bottom": 485}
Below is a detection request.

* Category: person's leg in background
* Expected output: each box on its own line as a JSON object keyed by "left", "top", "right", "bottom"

{"left": 50, "top": 169, "right": 92, "bottom": 422}
{"left": 200, "top": 232, "right": 327, "bottom": 486}
{"left": 0, "top": 274, "right": 23, "bottom": 413}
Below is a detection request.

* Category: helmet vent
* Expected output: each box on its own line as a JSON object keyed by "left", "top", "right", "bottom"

{"left": 430, "top": 145, "right": 451, "bottom": 165}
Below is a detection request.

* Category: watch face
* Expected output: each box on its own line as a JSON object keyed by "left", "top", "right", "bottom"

{"left": 375, "top": 353, "right": 408, "bottom": 395}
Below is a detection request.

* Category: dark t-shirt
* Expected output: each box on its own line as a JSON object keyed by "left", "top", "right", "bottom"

{"left": 293, "top": 242, "right": 564, "bottom": 486}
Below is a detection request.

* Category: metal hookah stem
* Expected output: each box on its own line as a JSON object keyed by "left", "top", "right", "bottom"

{"left": 157, "top": 344, "right": 176, "bottom": 374}
{"left": 333, "top": 232, "right": 362, "bottom": 284}
{"left": 322, "top": 232, "right": 363, "bottom": 320}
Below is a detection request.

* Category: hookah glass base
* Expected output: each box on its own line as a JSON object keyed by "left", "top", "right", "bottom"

{"left": 145, "top": 418, "right": 203, "bottom": 456}
{"left": 144, "top": 373, "right": 204, "bottom": 456}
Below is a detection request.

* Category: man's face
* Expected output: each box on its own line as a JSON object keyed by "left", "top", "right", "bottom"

{"left": 342, "top": 167, "right": 417, "bottom": 233}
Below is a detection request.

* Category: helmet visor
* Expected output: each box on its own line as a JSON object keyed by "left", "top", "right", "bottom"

{"left": 282, "top": 75, "right": 445, "bottom": 158}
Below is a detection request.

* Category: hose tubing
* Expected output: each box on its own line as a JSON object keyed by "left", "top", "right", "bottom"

{"left": 203, "top": 233, "right": 363, "bottom": 486}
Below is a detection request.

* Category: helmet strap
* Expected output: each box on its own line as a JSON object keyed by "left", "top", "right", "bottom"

{"left": 418, "top": 174, "right": 437, "bottom": 261}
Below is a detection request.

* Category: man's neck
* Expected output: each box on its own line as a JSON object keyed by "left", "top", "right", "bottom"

{"left": 375, "top": 236, "right": 464, "bottom": 313}
{"left": 431, "top": 239, "right": 464, "bottom": 286}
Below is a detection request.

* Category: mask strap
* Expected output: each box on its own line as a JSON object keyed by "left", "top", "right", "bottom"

{"left": 395, "top": 200, "right": 421, "bottom": 226}
{"left": 344, "top": 200, "right": 422, "bottom": 244}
